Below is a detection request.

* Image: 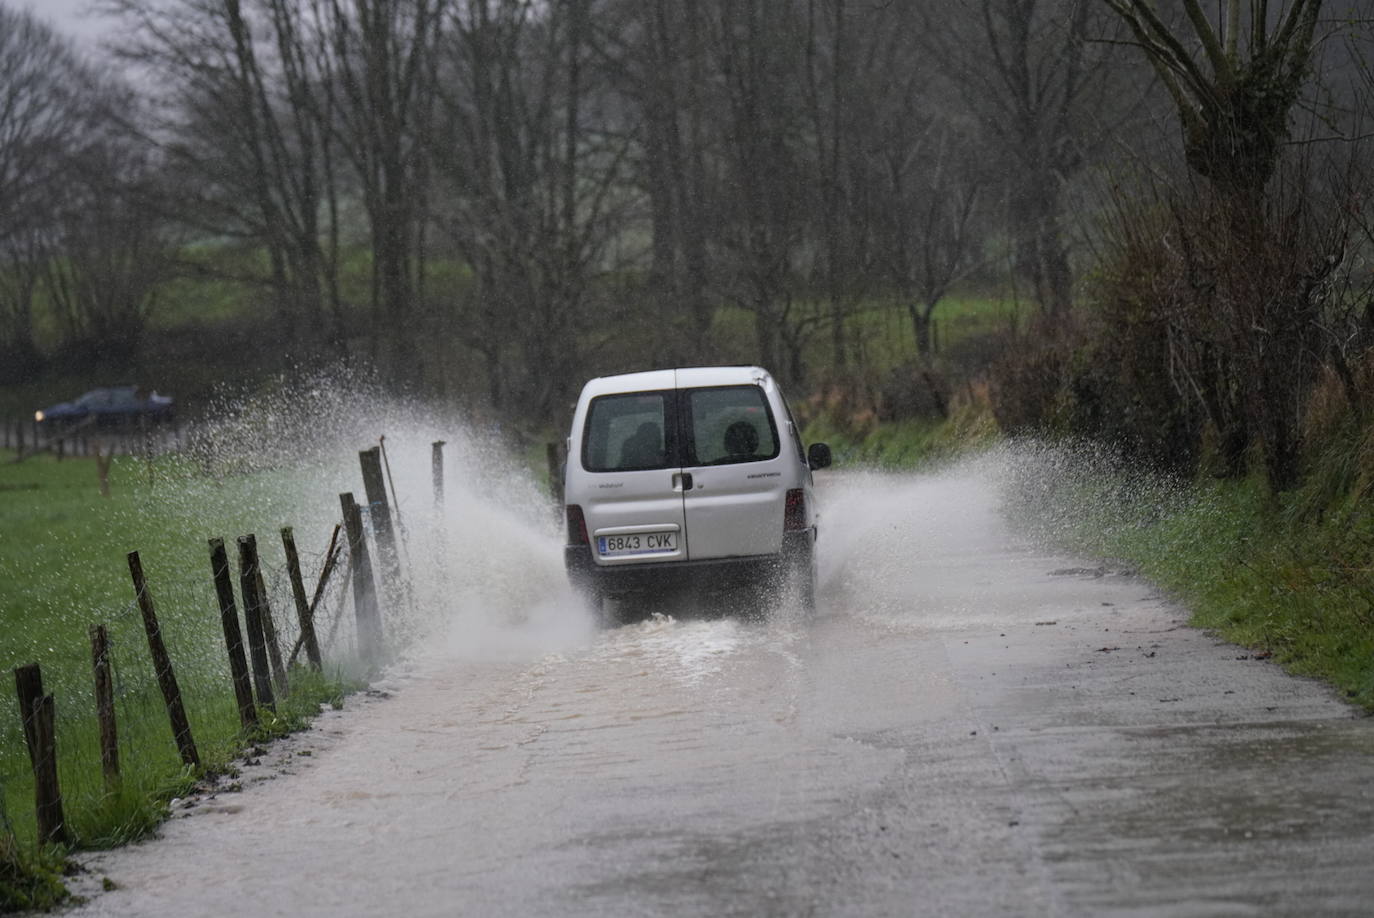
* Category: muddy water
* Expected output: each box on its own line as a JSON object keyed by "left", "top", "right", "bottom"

{"left": 72, "top": 465, "right": 1374, "bottom": 917}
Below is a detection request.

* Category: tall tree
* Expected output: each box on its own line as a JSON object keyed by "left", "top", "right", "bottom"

{"left": 320, "top": 0, "right": 449, "bottom": 388}
{"left": 436, "top": 0, "right": 631, "bottom": 416}
{"left": 1104, "top": 0, "right": 1323, "bottom": 207}
{"left": 105, "top": 0, "right": 350, "bottom": 357}
{"left": 706, "top": 0, "right": 811, "bottom": 381}
{"left": 0, "top": 4, "right": 94, "bottom": 382}
{"left": 918, "top": 0, "right": 1131, "bottom": 320}
{"left": 802, "top": 0, "right": 854, "bottom": 371}
{"left": 46, "top": 127, "right": 170, "bottom": 369}
{"left": 597, "top": 0, "right": 716, "bottom": 359}
{"left": 1102, "top": 0, "right": 1338, "bottom": 491}
{"left": 873, "top": 119, "right": 986, "bottom": 359}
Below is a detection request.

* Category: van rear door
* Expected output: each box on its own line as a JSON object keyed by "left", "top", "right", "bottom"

{"left": 677, "top": 382, "right": 788, "bottom": 561}
{"left": 579, "top": 389, "right": 688, "bottom": 566}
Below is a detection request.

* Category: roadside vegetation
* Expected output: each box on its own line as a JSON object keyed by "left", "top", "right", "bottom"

{"left": 809, "top": 390, "right": 1374, "bottom": 714}
{"left": 998, "top": 433, "right": 1374, "bottom": 713}
{"left": 0, "top": 447, "right": 362, "bottom": 910}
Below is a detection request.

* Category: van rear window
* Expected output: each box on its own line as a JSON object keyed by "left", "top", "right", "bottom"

{"left": 685, "top": 386, "right": 779, "bottom": 466}
{"left": 583, "top": 391, "right": 673, "bottom": 472}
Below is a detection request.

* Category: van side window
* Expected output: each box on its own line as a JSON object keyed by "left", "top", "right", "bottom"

{"left": 777, "top": 387, "right": 807, "bottom": 465}
{"left": 583, "top": 391, "right": 673, "bottom": 472}
{"left": 685, "top": 386, "right": 780, "bottom": 466}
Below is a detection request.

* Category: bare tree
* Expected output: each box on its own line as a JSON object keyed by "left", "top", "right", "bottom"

{"left": 595, "top": 0, "right": 716, "bottom": 359}
{"left": 103, "top": 0, "right": 350, "bottom": 357}
{"left": 917, "top": 0, "right": 1134, "bottom": 320}
{"left": 802, "top": 0, "right": 855, "bottom": 371}
{"left": 1100, "top": 0, "right": 1343, "bottom": 491}
{"left": 435, "top": 0, "right": 632, "bottom": 417}
{"left": 320, "top": 0, "right": 449, "bottom": 389}
{"left": 1103, "top": 0, "right": 1323, "bottom": 208}
{"left": 703, "top": 0, "right": 811, "bottom": 381}
{"left": 874, "top": 121, "right": 986, "bottom": 359}
{"left": 0, "top": 4, "right": 95, "bottom": 382}
{"left": 45, "top": 127, "right": 171, "bottom": 368}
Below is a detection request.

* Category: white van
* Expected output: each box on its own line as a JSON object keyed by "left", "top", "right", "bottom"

{"left": 562, "top": 366, "right": 831, "bottom": 619}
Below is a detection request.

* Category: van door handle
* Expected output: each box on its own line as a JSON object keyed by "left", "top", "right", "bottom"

{"left": 673, "top": 472, "right": 694, "bottom": 492}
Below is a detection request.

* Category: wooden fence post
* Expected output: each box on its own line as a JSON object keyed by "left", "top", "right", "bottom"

{"left": 340, "top": 493, "right": 383, "bottom": 663}
{"left": 16, "top": 664, "right": 68, "bottom": 844}
{"left": 128, "top": 551, "right": 199, "bottom": 768}
{"left": 358, "top": 447, "right": 400, "bottom": 585}
{"left": 31, "top": 696, "right": 68, "bottom": 846}
{"left": 235, "top": 536, "right": 276, "bottom": 711}
{"left": 89, "top": 625, "right": 120, "bottom": 790}
{"left": 432, "top": 441, "right": 446, "bottom": 508}
{"left": 14, "top": 664, "right": 43, "bottom": 770}
{"left": 209, "top": 538, "right": 258, "bottom": 730}
{"left": 254, "top": 565, "right": 289, "bottom": 695}
{"left": 281, "top": 528, "right": 323, "bottom": 670}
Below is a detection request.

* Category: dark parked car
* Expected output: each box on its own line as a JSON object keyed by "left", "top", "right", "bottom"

{"left": 35, "top": 387, "right": 175, "bottom": 429}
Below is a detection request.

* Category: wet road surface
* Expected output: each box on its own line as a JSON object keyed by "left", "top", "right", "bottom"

{"left": 72, "top": 470, "right": 1374, "bottom": 916}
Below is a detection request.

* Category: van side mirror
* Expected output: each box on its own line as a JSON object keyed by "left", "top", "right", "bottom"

{"left": 807, "top": 442, "right": 832, "bottom": 470}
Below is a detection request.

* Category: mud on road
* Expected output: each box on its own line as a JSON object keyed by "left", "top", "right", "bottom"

{"left": 71, "top": 469, "right": 1374, "bottom": 917}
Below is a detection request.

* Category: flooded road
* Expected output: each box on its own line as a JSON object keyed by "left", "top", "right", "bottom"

{"left": 72, "top": 468, "right": 1374, "bottom": 916}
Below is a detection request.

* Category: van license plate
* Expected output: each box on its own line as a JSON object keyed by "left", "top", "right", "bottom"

{"left": 598, "top": 532, "right": 677, "bottom": 557}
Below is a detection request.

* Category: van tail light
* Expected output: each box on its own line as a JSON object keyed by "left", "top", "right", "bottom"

{"left": 566, "top": 504, "right": 590, "bottom": 545}
{"left": 784, "top": 489, "right": 807, "bottom": 531}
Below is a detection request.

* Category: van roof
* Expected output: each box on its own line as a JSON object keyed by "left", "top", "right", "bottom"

{"left": 580, "top": 366, "right": 771, "bottom": 399}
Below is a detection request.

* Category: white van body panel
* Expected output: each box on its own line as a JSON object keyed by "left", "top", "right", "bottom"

{"left": 566, "top": 370, "right": 686, "bottom": 566}
{"left": 565, "top": 366, "right": 813, "bottom": 573}
{"left": 680, "top": 466, "right": 788, "bottom": 560}
{"left": 679, "top": 372, "right": 792, "bottom": 560}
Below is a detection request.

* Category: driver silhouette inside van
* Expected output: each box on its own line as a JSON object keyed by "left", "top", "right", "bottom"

{"left": 723, "top": 420, "right": 759, "bottom": 460}
{"left": 619, "top": 421, "right": 663, "bottom": 468}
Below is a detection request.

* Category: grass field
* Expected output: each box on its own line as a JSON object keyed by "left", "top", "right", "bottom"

{"left": 708, "top": 290, "right": 1024, "bottom": 379}
{"left": 0, "top": 443, "right": 363, "bottom": 876}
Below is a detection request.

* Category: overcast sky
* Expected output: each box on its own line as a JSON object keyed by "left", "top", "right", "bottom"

{"left": 18, "top": 0, "right": 117, "bottom": 46}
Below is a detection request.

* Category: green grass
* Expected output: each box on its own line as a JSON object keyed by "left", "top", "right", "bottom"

{"left": 0, "top": 834, "right": 69, "bottom": 913}
{"left": 707, "top": 289, "right": 1024, "bottom": 380}
{"left": 0, "top": 447, "right": 361, "bottom": 909}
{"left": 1001, "top": 447, "right": 1374, "bottom": 711}
{"left": 1100, "top": 488, "right": 1373, "bottom": 708}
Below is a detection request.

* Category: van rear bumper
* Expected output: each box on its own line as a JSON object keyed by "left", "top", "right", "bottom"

{"left": 565, "top": 531, "right": 813, "bottom": 596}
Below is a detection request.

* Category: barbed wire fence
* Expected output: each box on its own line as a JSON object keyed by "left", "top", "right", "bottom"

{"left": 2, "top": 424, "right": 477, "bottom": 882}
{"left": 3, "top": 511, "right": 374, "bottom": 858}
